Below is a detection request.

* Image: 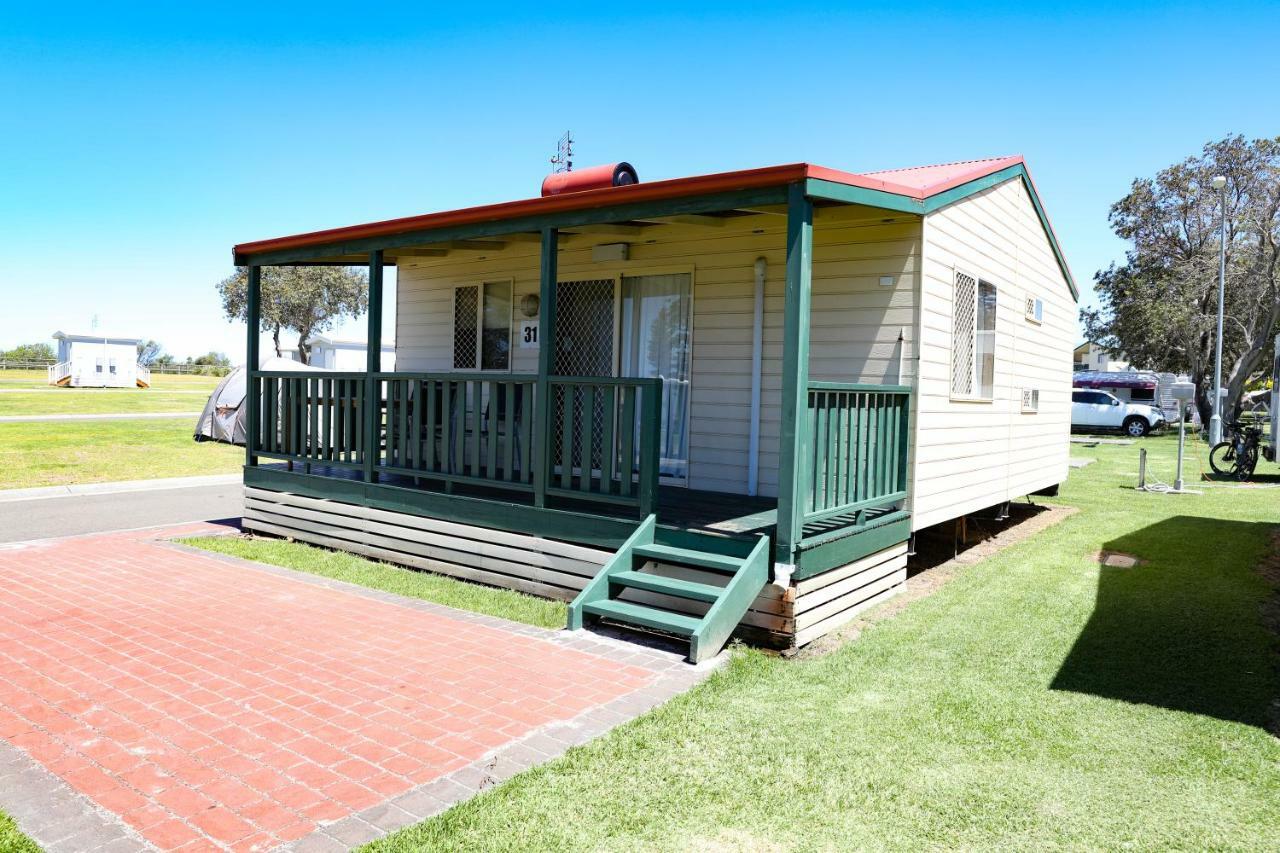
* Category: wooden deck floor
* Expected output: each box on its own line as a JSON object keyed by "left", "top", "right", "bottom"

{"left": 259, "top": 462, "right": 777, "bottom": 536}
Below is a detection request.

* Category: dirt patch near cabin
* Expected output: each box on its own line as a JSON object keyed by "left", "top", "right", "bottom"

{"left": 797, "top": 502, "right": 1078, "bottom": 659}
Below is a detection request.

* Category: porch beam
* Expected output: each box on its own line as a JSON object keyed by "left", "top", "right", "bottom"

{"left": 235, "top": 186, "right": 788, "bottom": 265}
{"left": 774, "top": 183, "right": 813, "bottom": 568}
{"left": 562, "top": 223, "right": 648, "bottom": 237}
{"left": 734, "top": 205, "right": 788, "bottom": 217}
{"left": 244, "top": 265, "right": 261, "bottom": 466}
{"left": 364, "top": 250, "right": 384, "bottom": 483}
{"left": 532, "top": 227, "right": 558, "bottom": 508}
{"left": 635, "top": 213, "right": 727, "bottom": 227}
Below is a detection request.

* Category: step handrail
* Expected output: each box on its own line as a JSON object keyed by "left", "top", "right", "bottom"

{"left": 47, "top": 361, "right": 71, "bottom": 385}
{"left": 689, "top": 534, "right": 770, "bottom": 663}
{"left": 567, "top": 514, "right": 656, "bottom": 630}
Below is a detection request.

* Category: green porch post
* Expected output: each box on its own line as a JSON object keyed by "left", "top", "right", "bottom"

{"left": 533, "top": 227, "right": 558, "bottom": 507}
{"left": 775, "top": 183, "right": 813, "bottom": 567}
{"left": 245, "top": 264, "right": 261, "bottom": 467}
{"left": 364, "top": 250, "right": 384, "bottom": 483}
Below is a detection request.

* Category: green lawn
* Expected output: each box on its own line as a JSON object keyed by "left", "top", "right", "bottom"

{"left": 0, "top": 388, "right": 214, "bottom": 416}
{"left": 0, "top": 811, "right": 39, "bottom": 853}
{"left": 350, "top": 433, "right": 1277, "bottom": 851}
{"left": 0, "top": 419, "right": 242, "bottom": 489}
{"left": 0, "top": 368, "right": 223, "bottom": 392}
{"left": 186, "top": 535, "right": 567, "bottom": 629}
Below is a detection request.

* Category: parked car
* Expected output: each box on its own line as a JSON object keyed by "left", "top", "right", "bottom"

{"left": 1071, "top": 390, "right": 1166, "bottom": 437}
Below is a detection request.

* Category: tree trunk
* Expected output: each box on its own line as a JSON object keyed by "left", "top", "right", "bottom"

{"left": 297, "top": 332, "right": 311, "bottom": 366}
{"left": 272, "top": 325, "right": 282, "bottom": 360}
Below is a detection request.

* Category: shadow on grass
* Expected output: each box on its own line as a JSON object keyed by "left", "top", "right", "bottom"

{"left": 1052, "top": 516, "right": 1278, "bottom": 729}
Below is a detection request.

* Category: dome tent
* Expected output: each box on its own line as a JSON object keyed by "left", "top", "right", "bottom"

{"left": 194, "top": 356, "right": 328, "bottom": 445}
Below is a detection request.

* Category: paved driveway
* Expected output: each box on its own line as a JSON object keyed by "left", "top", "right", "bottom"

{"left": 0, "top": 524, "right": 704, "bottom": 851}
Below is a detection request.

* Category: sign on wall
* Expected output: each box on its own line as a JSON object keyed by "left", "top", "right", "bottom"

{"left": 518, "top": 320, "right": 540, "bottom": 349}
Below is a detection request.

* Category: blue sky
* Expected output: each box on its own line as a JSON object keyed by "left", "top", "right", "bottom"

{"left": 2, "top": 2, "right": 1276, "bottom": 360}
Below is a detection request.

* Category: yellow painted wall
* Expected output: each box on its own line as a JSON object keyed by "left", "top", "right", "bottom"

{"left": 394, "top": 209, "right": 922, "bottom": 497}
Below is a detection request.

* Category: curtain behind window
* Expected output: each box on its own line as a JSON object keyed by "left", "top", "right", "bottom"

{"left": 621, "top": 273, "right": 692, "bottom": 480}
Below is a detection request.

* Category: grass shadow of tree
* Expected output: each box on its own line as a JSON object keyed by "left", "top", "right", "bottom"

{"left": 1051, "top": 516, "right": 1278, "bottom": 730}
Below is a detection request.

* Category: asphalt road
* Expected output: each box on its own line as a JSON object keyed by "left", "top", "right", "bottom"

{"left": 0, "top": 482, "right": 243, "bottom": 543}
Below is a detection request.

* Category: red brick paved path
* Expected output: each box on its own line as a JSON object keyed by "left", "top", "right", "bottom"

{"left": 0, "top": 524, "right": 659, "bottom": 851}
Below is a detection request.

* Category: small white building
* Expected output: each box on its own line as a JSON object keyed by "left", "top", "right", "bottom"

{"left": 1074, "top": 341, "right": 1129, "bottom": 373}
{"left": 307, "top": 336, "right": 396, "bottom": 371}
{"left": 49, "top": 332, "right": 150, "bottom": 388}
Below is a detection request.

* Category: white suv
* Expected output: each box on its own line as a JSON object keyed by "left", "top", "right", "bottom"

{"left": 1071, "top": 390, "right": 1166, "bottom": 437}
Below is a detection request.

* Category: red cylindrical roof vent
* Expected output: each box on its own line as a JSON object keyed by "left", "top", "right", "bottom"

{"left": 541, "top": 162, "right": 639, "bottom": 196}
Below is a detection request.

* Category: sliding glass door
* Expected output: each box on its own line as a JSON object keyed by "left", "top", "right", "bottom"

{"left": 621, "top": 273, "right": 692, "bottom": 484}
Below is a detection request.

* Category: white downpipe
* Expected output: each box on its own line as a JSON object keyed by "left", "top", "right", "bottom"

{"left": 748, "top": 257, "right": 766, "bottom": 496}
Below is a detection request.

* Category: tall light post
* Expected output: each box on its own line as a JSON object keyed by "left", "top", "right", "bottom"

{"left": 1209, "top": 174, "right": 1228, "bottom": 446}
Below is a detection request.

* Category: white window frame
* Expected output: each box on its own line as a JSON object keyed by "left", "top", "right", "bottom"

{"left": 452, "top": 279, "right": 514, "bottom": 373}
{"left": 949, "top": 268, "right": 997, "bottom": 403}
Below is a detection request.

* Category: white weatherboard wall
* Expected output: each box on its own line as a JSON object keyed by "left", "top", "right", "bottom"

{"left": 913, "top": 178, "right": 1075, "bottom": 529}
{"left": 59, "top": 339, "right": 140, "bottom": 388}
{"left": 394, "top": 209, "right": 920, "bottom": 497}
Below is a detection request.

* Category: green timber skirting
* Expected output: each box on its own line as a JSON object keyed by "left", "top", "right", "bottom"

{"left": 794, "top": 513, "right": 912, "bottom": 580}
{"left": 244, "top": 466, "right": 637, "bottom": 549}
{"left": 241, "top": 469, "right": 911, "bottom": 651}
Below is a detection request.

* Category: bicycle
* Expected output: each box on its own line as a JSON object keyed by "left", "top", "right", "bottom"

{"left": 1209, "top": 421, "right": 1262, "bottom": 480}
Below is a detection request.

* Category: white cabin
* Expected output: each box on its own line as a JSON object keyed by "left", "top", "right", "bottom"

{"left": 49, "top": 332, "right": 150, "bottom": 388}
{"left": 232, "top": 155, "right": 1078, "bottom": 657}
{"left": 307, "top": 336, "right": 397, "bottom": 371}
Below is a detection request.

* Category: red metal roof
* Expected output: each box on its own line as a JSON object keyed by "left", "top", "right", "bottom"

{"left": 234, "top": 157, "right": 1030, "bottom": 259}
{"left": 861, "top": 156, "right": 1025, "bottom": 196}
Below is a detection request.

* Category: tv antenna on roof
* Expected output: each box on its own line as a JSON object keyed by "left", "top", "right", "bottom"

{"left": 550, "top": 131, "right": 573, "bottom": 173}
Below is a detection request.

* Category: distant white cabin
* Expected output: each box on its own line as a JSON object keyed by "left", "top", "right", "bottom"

{"left": 49, "top": 332, "right": 150, "bottom": 388}
{"left": 307, "top": 336, "right": 396, "bottom": 371}
{"left": 1074, "top": 341, "right": 1129, "bottom": 373}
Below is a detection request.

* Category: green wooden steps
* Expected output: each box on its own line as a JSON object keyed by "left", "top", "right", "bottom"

{"left": 608, "top": 570, "right": 723, "bottom": 603}
{"left": 580, "top": 600, "right": 701, "bottom": 636}
{"left": 567, "top": 515, "right": 771, "bottom": 663}
{"left": 631, "top": 543, "right": 742, "bottom": 573}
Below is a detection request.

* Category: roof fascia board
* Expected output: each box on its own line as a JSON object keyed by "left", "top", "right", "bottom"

{"left": 238, "top": 185, "right": 790, "bottom": 266}
{"left": 804, "top": 178, "right": 925, "bottom": 214}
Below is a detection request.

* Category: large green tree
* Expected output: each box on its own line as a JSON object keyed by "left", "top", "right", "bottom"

{"left": 1084, "top": 135, "right": 1280, "bottom": 424}
{"left": 218, "top": 266, "right": 368, "bottom": 365}
{"left": 2, "top": 343, "right": 55, "bottom": 362}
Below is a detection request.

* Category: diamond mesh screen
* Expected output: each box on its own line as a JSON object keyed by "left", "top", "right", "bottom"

{"left": 453, "top": 286, "right": 478, "bottom": 369}
{"left": 554, "top": 279, "right": 616, "bottom": 473}
{"left": 951, "top": 271, "right": 976, "bottom": 397}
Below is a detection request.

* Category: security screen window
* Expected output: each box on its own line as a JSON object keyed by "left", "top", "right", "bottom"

{"left": 951, "top": 270, "right": 997, "bottom": 401}
{"left": 454, "top": 281, "right": 512, "bottom": 371}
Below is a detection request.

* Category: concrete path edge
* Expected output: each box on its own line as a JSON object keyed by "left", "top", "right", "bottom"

{"left": 0, "top": 474, "right": 242, "bottom": 504}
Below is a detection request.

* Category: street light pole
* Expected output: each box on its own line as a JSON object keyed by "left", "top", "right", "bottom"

{"left": 1209, "top": 174, "right": 1228, "bottom": 446}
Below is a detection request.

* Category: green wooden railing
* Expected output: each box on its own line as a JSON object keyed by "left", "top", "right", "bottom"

{"left": 254, "top": 372, "right": 368, "bottom": 470}
{"left": 378, "top": 373, "right": 538, "bottom": 491}
{"left": 247, "top": 371, "right": 661, "bottom": 516}
{"left": 545, "top": 376, "right": 662, "bottom": 514}
{"left": 803, "top": 382, "right": 911, "bottom": 527}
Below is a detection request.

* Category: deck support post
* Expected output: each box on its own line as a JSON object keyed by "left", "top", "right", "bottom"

{"left": 245, "top": 264, "right": 262, "bottom": 467}
{"left": 774, "top": 183, "right": 813, "bottom": 571}
{"left": 364, "top": 250, "right": 384, "bottom": 483}
{"left": 533, "top": 228, "right": 558, "bottom": 507}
